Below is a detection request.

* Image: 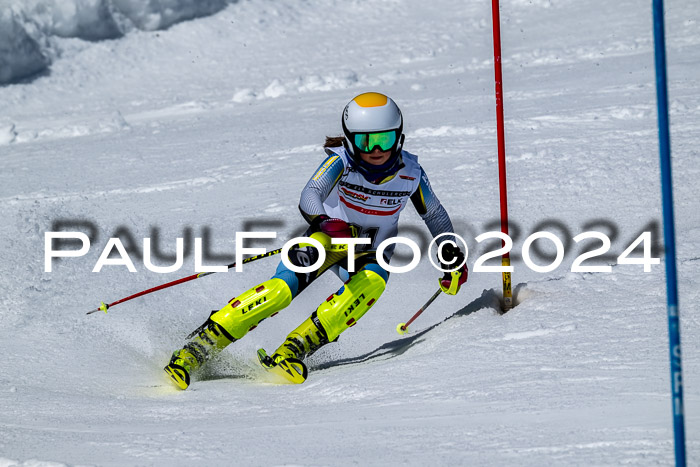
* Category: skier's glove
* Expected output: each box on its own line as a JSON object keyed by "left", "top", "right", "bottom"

{"left": 438, "top": 242, "right": 468, "bottom": 295}
{"left": 310, "top": 215, "right": 355, "bottom": 238}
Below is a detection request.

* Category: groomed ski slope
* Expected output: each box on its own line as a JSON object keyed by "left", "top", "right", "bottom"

{"left": 0, "top": 0, "right": 699, "bottom": 465}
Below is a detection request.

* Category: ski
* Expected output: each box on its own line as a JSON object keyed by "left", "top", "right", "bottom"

{"left": 257, "top": 348, "right": 308, "bottom": 384}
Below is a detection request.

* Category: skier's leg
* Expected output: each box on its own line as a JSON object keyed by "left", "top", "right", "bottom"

{"left": 270, "top": 258, "right": 388, "bottom": 365}
{"left": 165, "top": 236, "right": 346, "bottom": 389}
{"left": 165, "top": 276, "right": 294, "bottom": 389}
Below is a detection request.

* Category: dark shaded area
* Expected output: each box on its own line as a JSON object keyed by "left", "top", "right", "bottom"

{"left": 8, "top": 66, "right": 52, "bottom": 85}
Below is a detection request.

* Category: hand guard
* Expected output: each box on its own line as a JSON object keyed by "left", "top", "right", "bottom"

{"left": 310, "top": 215, "right": 355, "bottom": 238}
{"left": 438, "top": 243, "right": 468, "bottom": 295}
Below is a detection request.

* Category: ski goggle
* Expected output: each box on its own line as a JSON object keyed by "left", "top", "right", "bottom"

{"left": 353, "top": 130, "right": 398, "bottom": 153}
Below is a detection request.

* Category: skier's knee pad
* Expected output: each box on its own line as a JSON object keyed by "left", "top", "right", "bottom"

{"left": 210, "top": 278, "right": 292, "bottom": 340}
{"left": 315, "top": 269, "right": 386, "bottom": 342}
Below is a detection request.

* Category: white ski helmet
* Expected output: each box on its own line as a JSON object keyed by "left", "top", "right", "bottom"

{"left": 342, "top": 92, "right": 405, "bottom": 179}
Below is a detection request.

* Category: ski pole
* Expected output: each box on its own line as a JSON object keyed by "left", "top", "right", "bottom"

{"left": 396, "top": 288, "right": 442, "bottom": 335}
{"left": 86, "top": 248, "right": 282, "bottom": 315}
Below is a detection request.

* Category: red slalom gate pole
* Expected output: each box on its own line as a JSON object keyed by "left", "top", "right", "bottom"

{"left": 491, "top": 0, "right": 513, "bottom": 312}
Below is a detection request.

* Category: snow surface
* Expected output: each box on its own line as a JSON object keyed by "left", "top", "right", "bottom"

{"left": 1, "top": 0, "right": 699, "bottom": 465}
{"left": 0, "top": 0, "right": 231, "bottom": 84}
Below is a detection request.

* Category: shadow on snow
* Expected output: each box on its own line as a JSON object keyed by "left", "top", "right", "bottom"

{"left": 312, "top": 287, "right": 505, "bottom": 371}
{"left": 196, "top": 284, "right": 528, "bottom": 382}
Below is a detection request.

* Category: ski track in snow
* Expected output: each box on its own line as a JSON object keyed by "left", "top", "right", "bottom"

{"left": 1, "top": 0, "right": 699, "bottom": 465}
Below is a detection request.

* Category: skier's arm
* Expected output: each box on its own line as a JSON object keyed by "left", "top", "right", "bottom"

{"left": 410, "top": 168, "right": 455, "bottom": 242}
{"left": 411, "top": 168, "right": 467, "bottom": 295}
{"left": 299, "top": 152, "right": 344, "bottom": 224}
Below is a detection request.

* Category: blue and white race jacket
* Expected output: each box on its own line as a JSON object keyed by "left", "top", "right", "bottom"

{"left": 299, "top": 146, "right": 455, "bottom": 260}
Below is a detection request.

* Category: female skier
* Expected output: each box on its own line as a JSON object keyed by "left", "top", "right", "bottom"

{"left": 165, "top": 92, "right": 468, "bottom": 388}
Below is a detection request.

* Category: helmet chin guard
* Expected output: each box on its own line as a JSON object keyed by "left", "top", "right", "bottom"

{"left": 341, "top": 92, "right": 405, "bottom": 180}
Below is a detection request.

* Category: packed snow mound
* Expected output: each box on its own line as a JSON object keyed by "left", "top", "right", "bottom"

{"left": 0, "top": 0, "right": 230, "bottom": 84}
{"left": 111, "top": 0, "right": 228, "bottom": 31}
{"left": 0, "top": 8, "right": 49, "bottom": 84}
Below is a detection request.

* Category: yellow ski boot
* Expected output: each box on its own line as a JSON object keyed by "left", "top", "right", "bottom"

{"left": 258, "top": 268, "right": 386, "bottom": 384}
{"left": 165, "top": 278, "right": 293, "bottom": 390}
{"left": 164, "top": 319, "right": 234, "bottom": 390}
{"left": 257, "top": 313, "right": 328, "bottom": 384}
